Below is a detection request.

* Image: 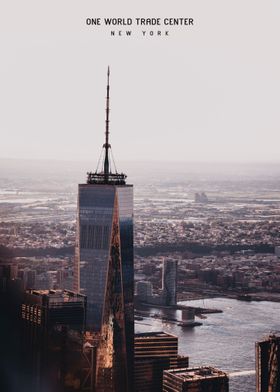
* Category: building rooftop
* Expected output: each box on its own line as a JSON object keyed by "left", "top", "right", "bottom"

{"left": 165, "top": 367, "right": 228, "bottom": 381}
{"left": 258, "top": 333, "right": 280, "bottom": 343}
{"left": 25, "top": 289, "right": 86, "bottom": 304}
{"left": 135, "top": 331, "right": 177, "bottom": 339}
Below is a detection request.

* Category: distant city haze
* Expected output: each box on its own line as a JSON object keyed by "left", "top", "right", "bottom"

{"left": 1, "top": 158, "right": 280, "bottom": 184}
{"left": 1, "top": 1, "right": 280, "bottom": 162}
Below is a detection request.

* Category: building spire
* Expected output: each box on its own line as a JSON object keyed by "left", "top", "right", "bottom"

{"left": 103, "top": 66, "right": 111, "bottom": 182}
{"left": 87, "top": 67, "right": 127, "bottom": 185}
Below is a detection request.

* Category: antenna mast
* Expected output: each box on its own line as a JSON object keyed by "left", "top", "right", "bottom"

{"left": 103, "top": 66, "right": 111, "bottom": 182}
{"left": 86, "top": 67, "right": 127, "bottom": 185}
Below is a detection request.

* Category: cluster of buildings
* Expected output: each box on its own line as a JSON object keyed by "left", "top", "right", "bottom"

{"left": 1, "top": 183, "right": 280, "bottom": 255}
{"left": 0, "top": 72, "right": 228, "bottom": 392}
{"left": 1, "top": 264, "right": 279, "bottom": 392}
{"left": 1, "top": 71, "right": 280, "bottom": 392}
{"left": 1, "top": 217, "right": 277, "bottom": 256}
{"left": 134, "top": 251, "right": 280, "bottom": 302}
{"left": 135, "top": 258, "right": 177, "bottom": 306}
{"left": 136, "top": 218, "right": 280, "bottom": 249}
{"left": 0, "top": 221, "right": 75, "bottom": 249}
{"left": 6, "top": 256, "right": 74, "bottom": 291}
{"left": 3, "top": 250, "right": 280, "bottom": 305}
{"left": 0, "top": 267, "right": 230, "bottom": 392}
{"left": 179, "top": 253, "right": 280, "bottom": 295}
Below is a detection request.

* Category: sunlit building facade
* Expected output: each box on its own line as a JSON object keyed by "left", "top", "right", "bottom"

{"left": 74, "top": 67, "right": 134, "bottom": 391}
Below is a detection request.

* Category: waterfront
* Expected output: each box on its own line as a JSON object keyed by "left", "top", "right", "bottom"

{"left": 1, "top": 161, "right": 280, "bottom": 390}
{"left": 135, "top": 298, "right": 280, "bottom": 392}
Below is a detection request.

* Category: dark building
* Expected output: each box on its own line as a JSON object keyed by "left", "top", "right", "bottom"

{"left": 73, "top": 68, "right": 134, "bottom": 392}
{"left": 0, "top": 262, "right": 23, "bottom": 322}
{"left": 162, "top": 259, "right": 177, "bottom": 306}
{"left": 22, "top": 289, "right": 86, "bottom": 328}
{"left": 256, "top": 334, "right": 280, "bottom": 392}
{"left": 0, "top": 262, "right": 18, "bottom": 291}
{"left": 0, "top": 262, "right": 24, "bottom": 392}
{"left": 163, "top": 367, "right": 229, "bottom": 392}
{"left": 21, "top": 289, "right": 86, "bottom": 392}
{"left": 135, "top": 358, "right": 172, "bottom": 392}
{"left": 17, "top": 268, "right": 37, "bottom": 290}
{"left": 135, "top": 332, "right": 178, "bottom": 365}
{"left": 134, "top": 332, "right": 189, "bottom": 392}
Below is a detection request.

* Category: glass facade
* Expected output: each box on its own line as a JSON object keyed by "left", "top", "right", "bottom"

{"left": 74, "top": 183, "right": 134, "bottom": 391}
{"left": 75, "top": 185, "right": 115, "bottom": 330}
{"left": 162, "top": 260, "right": 177, "bottom": 306}
{"left": 117, "top": 185, "right": 134, "bottom": 391}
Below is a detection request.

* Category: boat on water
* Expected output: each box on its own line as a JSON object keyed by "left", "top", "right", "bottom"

{"left": 178, "top": 321, "right": 203, "bottom": 328}
{"left": 196, "top": 313, "right": 207, "bottom": 319}
{"left": 237, "top": 294, "right": 252, "bottom": 302}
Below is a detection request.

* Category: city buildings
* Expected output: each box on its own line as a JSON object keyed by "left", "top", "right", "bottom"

{"left": 17, "top": 268, "right": 36, "bottom": 290}
{"left": 135, "top": 331, "right": 179, "bottom": 364}
{"left": 135, "top": 280, "right": 153, "bottom": 301}
{"left": 0, "top": 262, "right": 18, "bottom": 285}
{"left": 135, "top": 258, "right": 178, "bottom": 306}
{"left": 163, "top": 367, "right": 229, "bottom": 392}
{"left": 22, "top": 289, "right": 86, "bottom": 329}
{"left": 256, "top": 334, "right": 280, "bottom": 392}
{"left": 162, "top": 259, "right": 178, "bottom": 305}
{"left": 21, "top": 289, "right": 86, "bottom": 391}
{"left": 134, "top": 332, "right": 189, "bottom": 392}
{"left": 2, "top": 71, "right": 279, "bottom": 392}
{"left": 0, "top": 261, "right": 23, "bottom": 316}
{"left": 73, "top": 68, "right": 134, "bottom": 391}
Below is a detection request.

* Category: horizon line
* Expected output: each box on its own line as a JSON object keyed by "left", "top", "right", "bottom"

{"left": 1, "top": 157, "right": 280, "bottom": 165}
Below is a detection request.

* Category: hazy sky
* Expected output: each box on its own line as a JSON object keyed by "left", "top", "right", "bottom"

{"left": 1, "top": 1, "right": 279, "bottom": 164}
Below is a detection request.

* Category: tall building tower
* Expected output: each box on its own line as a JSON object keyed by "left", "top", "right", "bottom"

{"left": 162, "top": 259, "right": 177, "bottom": 306}
{"left": 74, "top": 68, "right": 134, "bottom": 392}
{"left": 256, "top": 334, "right": 280, "bottom": 392}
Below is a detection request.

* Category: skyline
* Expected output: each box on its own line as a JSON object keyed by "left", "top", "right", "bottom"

{"left": 2, "top": 159, "right": 280, "bottom": 189}
{"left": 1, "top": 1, "right": 280, "bottom": 163}
{"left": 1, "top": 0, "right": 280, "bottom": 384}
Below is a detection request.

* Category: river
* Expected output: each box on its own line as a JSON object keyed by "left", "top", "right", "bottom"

{"left": 135, "top": 298, "right": 280, "bottom": 391}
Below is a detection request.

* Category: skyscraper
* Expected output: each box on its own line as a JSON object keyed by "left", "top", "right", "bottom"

{"left": 162, "top": 259, "right": 177, "bottom": 306}
{"left": 256, "top": 334, "right": 280, "bottom": 392}
{"left": 74, "top": 68, "right": 134, "bottom": 391}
